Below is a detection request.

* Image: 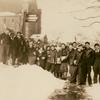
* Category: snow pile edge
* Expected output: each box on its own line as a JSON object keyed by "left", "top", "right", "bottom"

{"left": 0, "top": 64, "right": 64, "bottom": 100}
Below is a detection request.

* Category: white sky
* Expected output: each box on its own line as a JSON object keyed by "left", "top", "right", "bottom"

{"left": 33, "top": 0, "right": 100, "bottom": 42}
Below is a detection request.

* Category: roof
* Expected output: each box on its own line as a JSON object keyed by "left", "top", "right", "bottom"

{"left": 0, "top": 12, "right": 16, "bottom": 16}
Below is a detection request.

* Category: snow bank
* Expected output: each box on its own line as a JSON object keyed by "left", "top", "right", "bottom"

{"left": 0, "top": 64, "right": 64, "bottom": 100}
{"left": 85, "top": 84, "right": 100, "bottom": 100}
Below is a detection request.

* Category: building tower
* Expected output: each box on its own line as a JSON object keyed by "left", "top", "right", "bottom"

{"left": 23, "top": 0, "right": 41, "bottom": 38}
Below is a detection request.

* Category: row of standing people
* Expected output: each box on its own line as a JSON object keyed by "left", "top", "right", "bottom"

{"left": 65, "top": 42, "right": 100, "bottom": 86}
{"left": 0, "top": 31, "right": 28, "bottom": 65}
{"left": 33, "top": 41, "right": 100, "bottom": 86}
{"left": 0, "top": 31, "right": 100, "bottom": 86}
{"left": 0, "top": 31, "right": 69, "bottom": 80}
{"left": 26, "top": 41, "right": 100, "bottom": 86}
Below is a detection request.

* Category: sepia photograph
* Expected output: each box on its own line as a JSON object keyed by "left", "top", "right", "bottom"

{"left": 0, "top": 0, "right": 100, "bottom": 100}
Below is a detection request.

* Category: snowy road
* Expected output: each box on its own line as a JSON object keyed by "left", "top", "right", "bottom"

{"left": 0, "top": 64, "right": 99, "bottom": 100}
{"left": 49, "top": 81, "right": 100, "bottom": 100}
{"left": 48, "top": 82, "right": 92, "bottom": 100}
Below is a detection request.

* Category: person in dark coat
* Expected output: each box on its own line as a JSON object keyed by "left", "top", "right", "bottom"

{"left": 23, "top": 38, "right": 29, "bottom": 64}
{"left": 60, "top": 43, "right": 69, "bottom": 80}
{"left": 27, "top": 41, "right": 37, "bottom": 65}
{"left": 72, "top": 44, "right": 84, "bottom": 84}
{"left": 46, "top": 45, "right": 57, "bottom": 74}
{"left": 54, "top": 46, "right": 62, "bottom": 78}
{"left": 35, "top": 47, "right": 40, "bottom": 66}
{"left": 79, "top": 42, "right": 95, "bottom": 85}
{"left": 9, "top": 33, "right": 18, "bottom": 65}
{"left": 68, "top": 42, "right": 77, "bottom": 83}
{"left": 45, "top": 46, "right": 50, "bottom": 71}
{"left": 15, "top": 32, "right": 27, "bottom": 65}
{"left": 0, "top": 32, "right": 11, "bottom": 64}
{"left": 39, "top": 47, "right": 47, "bottom": 69}
{"left": 93, "top": 43, "right": 100, "bottom": 83}
{"left": 20, "top": 34, "right": 28, "bottom": 64}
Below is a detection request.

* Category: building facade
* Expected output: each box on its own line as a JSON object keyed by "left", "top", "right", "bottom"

{"left": 0, "top": 13, "right": 23, "bottom": 33}
{"left": 0, "top": 0, "right": 41, "bottom": 37}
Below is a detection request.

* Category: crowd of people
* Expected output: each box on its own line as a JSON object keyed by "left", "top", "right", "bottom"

{"left": 0, "top": 29, "right": 100, "bottom": 86}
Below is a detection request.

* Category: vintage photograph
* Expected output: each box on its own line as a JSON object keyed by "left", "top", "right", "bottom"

{"left": 0, "top": 0, "right": 100, "bottom": 100}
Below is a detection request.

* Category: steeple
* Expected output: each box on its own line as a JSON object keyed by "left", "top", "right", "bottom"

{"left": 28, "top": 0, "right": 38, "bottom": 14}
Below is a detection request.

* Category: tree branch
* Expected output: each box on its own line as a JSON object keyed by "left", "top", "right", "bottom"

{"left": 86, "top": 5, "right": 100, "bottom": 9}
{"left": 68, "top": 5, "right": 100, "bottom": 14}
{"left": 74, "top": 15, "right": 100, "bottom": 21}
{"left": 81, "top": 21, "right": 100, "bottom": 27}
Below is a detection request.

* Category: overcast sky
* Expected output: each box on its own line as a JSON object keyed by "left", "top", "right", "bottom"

{"left": 37, "top": 0, "right": 100, "bottom": 42}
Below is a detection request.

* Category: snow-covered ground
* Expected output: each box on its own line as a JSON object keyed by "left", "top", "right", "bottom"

{"left": 0, "top": 64, "right": 64, "bottom": 100}
{"left": 85, "top": 84, "right": 100, "bottom": 100}
{"left": 83, "top": 70, "right": 100, "bottom": 100}
{"left": 0, "top": 63, "right": 100, "bottom": 100}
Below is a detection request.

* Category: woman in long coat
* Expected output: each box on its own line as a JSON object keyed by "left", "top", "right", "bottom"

{"left": 28, "top": 41, "right": 37, "bottom": 65}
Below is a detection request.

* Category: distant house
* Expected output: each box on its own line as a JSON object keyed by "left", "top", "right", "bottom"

{"left": 0, "top": 0, "right": 41, "bottom": 37}
{"left": 0, "top": 12, "right": 23, "bottom": 33}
